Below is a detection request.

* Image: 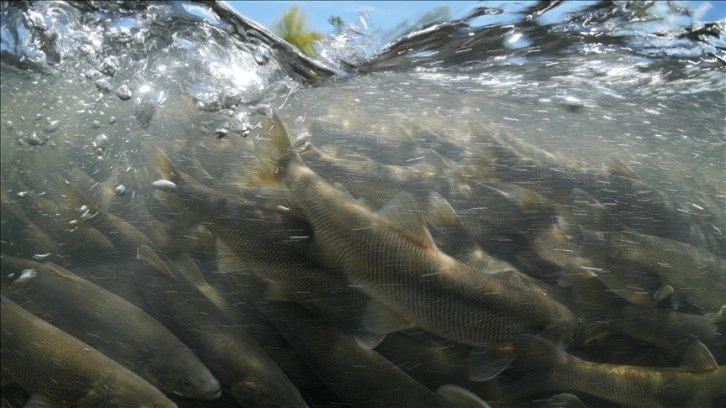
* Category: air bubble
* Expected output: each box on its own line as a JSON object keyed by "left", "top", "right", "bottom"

{"left": 254, "top": 45, "right": 271, "bottom": 65}
{"left": 95, "top": 78, "right": 113, "bottom": 93}
{"left": 117, "top": 84, "right": 132, "bottom": 100}
{"left": 94, "top": 133, "right": 109, "bottom": 150}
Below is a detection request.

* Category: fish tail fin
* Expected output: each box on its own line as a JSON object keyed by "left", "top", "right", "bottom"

{"left": 247, "top": 111, "right": 303, "bottom": 188}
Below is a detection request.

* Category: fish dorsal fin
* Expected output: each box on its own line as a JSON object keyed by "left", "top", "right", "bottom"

{"left": 298, "top": 140, "right": 324, "bottom": 158}
{"left": 512, "top": 187, "right": 549, "bottom": 212}
{"left": 148, "top": 144, "right": 178, "bottom": 182}
{"left": 377, "top": 192, "right": 437, "bottom": 250}
{"left": 44, "top": 262, "right": 81, "bottom": 282}
{"left": 189, "top": 156, "right": 215, "bottom": 181}
{"left": 5, "top": 202, "right": 32, "bottom": 225}
{"left": 603, "top": 157, "right": 638, "bottom": 179}
{"left": 174, "top": 254, "right": 206, "bottom": 284}
{"left": 391, "top": 121, "right": 420, "bottom": 144}
{"left": 247, "top": 111, "right": 300, "bottom": 188}
{"left": 426, "top": 191, "right": 462, "bottom": 230}
{"left": 688, "top": 223, "right": 707, "bottom": 248}
{"left": 565, "top": 257, "right": 620, "bottom": 316}
{"left": 362, "top": 300, "right": 416, "bottom": 335}
{"left": 468, "top": 123, "right": 518, "bottom": 161}
{"left": 137, "top": 245, "right": 176, "bottom": 281}
{"left": 576, "top": 227, "right": 611, "bottom": 261}
{"left": 680, "top": 340, "right": 718, "bottom": 372}
{"left": 59, "top": 178, "right": 97, "bottom": 213}
{"left": 422, "top": 148, "right": 451, "bottom": 169}
{"left": 436, "top": 384, "right": 492, "bottom": 408}
{"left": 215, "top": 239, "right": 247, "bottom": 273}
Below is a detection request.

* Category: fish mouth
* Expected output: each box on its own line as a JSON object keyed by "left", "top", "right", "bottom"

{"left": 197, "top": 385, "right": 222, "bottom": 400}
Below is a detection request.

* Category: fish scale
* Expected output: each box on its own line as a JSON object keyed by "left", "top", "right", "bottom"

{"left": 263, "top": 113, "right": 581, "bottom": 349}
{"left": 0, "top": 295, "right": 177, "bottom": 408}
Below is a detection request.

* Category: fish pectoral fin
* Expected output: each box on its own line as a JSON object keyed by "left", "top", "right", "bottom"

{"left": 680, "top": 340, "right": 719, "bottom": 373}
{"left": 545, "top": 393, "right": 588, "bottom": 408}
{"left": 466, "top": 347, "right": 516, "bottom": 382}
{"left": 377, "top": 192, "right": 438, "bottom": 250}
{"left": 23, "top": 394, "right": 58, "bottom": 408}
{"left": 215, "top": 239, "right": 247, "bottom": 273}
{"left": 652, "top": 284, "right": 674, "bottom": 304}
{"left": 353, "top": 330, "right": 386, "bottom": 350}
{"left": 436, "top": 384, "right": 492, "bottom": 408}
{"left": 362, "top": 300, "right": 415, "bottom": 335}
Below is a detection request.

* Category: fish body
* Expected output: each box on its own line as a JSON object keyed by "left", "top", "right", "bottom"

{"left": 251, "top": 113, "right": 581, "bottom": 349}
{"left": 150, "top": 146, "right": 370, "bottom": 334}
{"left": 567, "top": 257, "right": 726, "bottom": 363}
{"left": 1, "top": 256, "right": 220, "bottom": 400}
{"left": 580, "top": 229, "right": 726, "bottom": 312}
{"left": 516, "top": 334, "right": 726, "bottom": 408}
{"left": 263, "top": 301, "right": 449, "bottom": 408}
{"left": 135, "top": 246, "right": 309, "bottom": 408}
{"left": 0, "top": 295, "right": 178, "bottom": 408}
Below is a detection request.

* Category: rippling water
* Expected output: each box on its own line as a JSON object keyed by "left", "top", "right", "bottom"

{"left": 1, "top": 1, "right": 725, "bottom": 407}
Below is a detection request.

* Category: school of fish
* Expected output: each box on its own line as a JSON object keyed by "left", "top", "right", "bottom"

{"left": 1, "top": 110, "right": 725, "bottom": 408}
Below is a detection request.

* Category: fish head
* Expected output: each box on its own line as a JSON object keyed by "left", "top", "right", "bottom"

{"left": 540, "top": 315, "right": 585, "bottom": 349}
{"left": 143, "top": 347, "right": 221, "bottom": 400}
{"left": 230, "top": 372, "right": 307, "bottom": 408}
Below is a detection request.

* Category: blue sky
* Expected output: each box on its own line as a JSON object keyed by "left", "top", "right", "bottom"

{"left": 227, "top": 1, "right": 725, "bottom": 35}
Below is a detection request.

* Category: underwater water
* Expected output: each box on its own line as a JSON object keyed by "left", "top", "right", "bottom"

{"left": 1, "top": 1, "right": 724, "bottom": 407}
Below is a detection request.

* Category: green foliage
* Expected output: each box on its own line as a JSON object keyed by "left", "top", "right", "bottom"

{"left": 329, "top": 15, "right": 344, "bottom": 34}
{"left": 272, "top": 5, "right": 323, "bottom": 57}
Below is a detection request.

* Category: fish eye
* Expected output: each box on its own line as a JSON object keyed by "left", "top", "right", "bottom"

{"left": 183, "top": 378, "right": 192, "bottom": 389}
{"left": 570, "top": 331, "right": 578, "bottom": 341}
